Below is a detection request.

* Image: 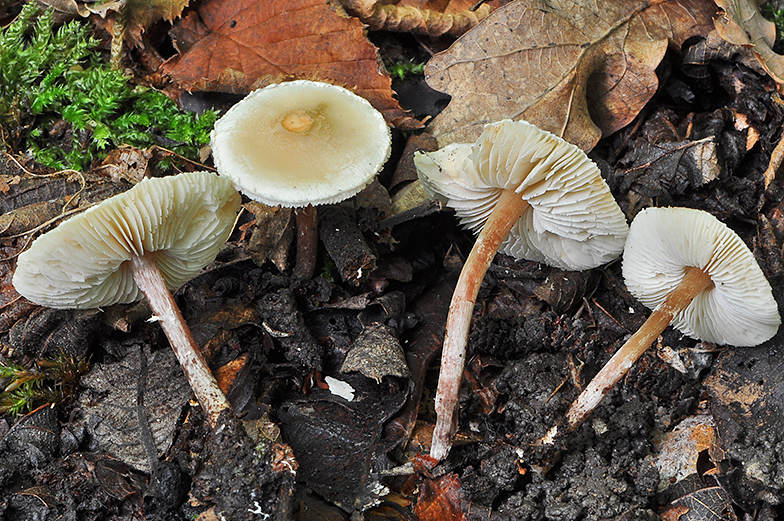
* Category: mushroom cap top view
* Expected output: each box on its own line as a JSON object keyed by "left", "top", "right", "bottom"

{"left": 415, "top": 119, "right": 629, "bottom": 270}
{"left": 210, "top": 80, "right": 392, "bottom": 207}
{"left": 623, "top": 206, "right": 781, "bottom": 346}
{"left": 12, "top": 171, "right": 241, "bottom": 309}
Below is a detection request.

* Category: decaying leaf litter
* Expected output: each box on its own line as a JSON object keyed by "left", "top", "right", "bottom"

{"left": 0, "top": 0, "right": 783, "bottom": 519}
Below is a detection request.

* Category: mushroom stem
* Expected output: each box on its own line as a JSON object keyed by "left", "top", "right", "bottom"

{"left": 431, "top": 188, "right": 530, "bottom": 460}
{"left": 129, "top": 252, "right": 232, "bottom": 429}
{"left": 293, "top": 204, "right": 318, "bottom": 281}
{"left": 544, "top": 266, "right": 713, "bottom": 443}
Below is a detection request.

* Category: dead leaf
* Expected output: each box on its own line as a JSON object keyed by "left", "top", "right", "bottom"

{"left": 661, "top": 484, "right": 737, "bottom": 521}
{"left": 653, "top": 415, "right": 717, "bottom": 492}
{"left": 424, "top": 0, "right": 717, "bottom": 150}
{"left": 94, "top": 146, "right": 151, "bottom": 184}
{"left": 616, "top": 136, "right": 721, "bottom": 205}
{"left": 339, "top": 0, "right": 494, "bottom": 37}
{"left": 79, "top": 348, "right": 192, "bottom": 473}
{"left": 397, "top": 0, "right": 500, "bottom": 13}
{"left": 714, "top": 0, "right": 784, "bottom": 84}
{"left": 243, "top": 202, "right": 294, "bottom": 271}
{"left": 163, "top": 0, "right": 420, "bottom": 128}
{"left": 84, "top": 0, "right": 190, "bottom": 48}
{"left": 533, "top": 270, "right": 596, "bottom": 314}
{"left": 126, "top": 0, "right": 190, "bottom": 44}
{"left": 341, "top": 322, "right": 411, "bottom": 382}
{"left": 278, "top": 374, "right": 409, "bottom": 511}
{"left": 36, "top": 0, "right": 90, "bottom": 19}
{"left": 414, "top": 473, "right": 466, "bottom": 521}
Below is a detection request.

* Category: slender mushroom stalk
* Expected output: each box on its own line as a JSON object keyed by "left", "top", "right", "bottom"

{"left": 543, "top": 207, "right": 781, "bottom": 444}
{"left": 433, "top": 190, "right": 529, "bottom": 458}
{"left": 561, "top": 266, "right": 712, "bottom": 433}
{"left": 12, "top": 172, "right": 242, "bottom": 430}
{"left": 293, "top": 205, "right": 318, "bottom": 281}
{"left": 416, "top": 120, "right": 629, "bottom": 460}
{"left": 130, "top": 253, "right": 230, "bottom": 427}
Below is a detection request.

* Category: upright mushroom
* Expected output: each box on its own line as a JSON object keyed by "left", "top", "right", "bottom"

{"left": 545, "top": 206, "right": 781, "bottom": 442}
{"left": 12, "top": 171, "right": 241, "bottom": 428}
{"left": 210, "top": 80, "right": 391, "bottom": 280}
{"left": 415, "top": 119, "right": 629, "bottom": 460}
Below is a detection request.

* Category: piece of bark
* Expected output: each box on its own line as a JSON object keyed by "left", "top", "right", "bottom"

{"left": 319, "top": 205, "right": 376, "bottom": 286}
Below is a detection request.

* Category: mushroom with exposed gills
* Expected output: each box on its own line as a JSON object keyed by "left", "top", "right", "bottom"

{"left": 414, "top": 119, "right": 629, "bottom": 460}
{"left": 210, "top": 79, "right": 392, "bottom": 280}
{"left": 12, "top": 171, "right": 242, "bottom": 429}
{"left": 544, "top": 207, "right": 781, "bottom": 444}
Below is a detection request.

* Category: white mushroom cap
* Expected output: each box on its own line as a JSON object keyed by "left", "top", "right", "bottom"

{"left": 12, "top": 171, "right": 241, "bottom": 309}
{"left": 622, "top": 207, "right": 781, "bottom": 346}
{"left": 211, "top": 80, "right": 392, "bottom": 207}
{"left": 414, "top": 119, "right": 629, "bottom": 270}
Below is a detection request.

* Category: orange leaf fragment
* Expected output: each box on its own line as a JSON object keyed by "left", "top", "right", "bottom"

{"left": 163, "top": 0, "right": 420, "bottom": 128}
{"left": 414, "top": 473, "right": 467, "bottom": 521}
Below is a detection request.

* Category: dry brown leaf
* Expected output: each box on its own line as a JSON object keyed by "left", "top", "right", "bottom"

{"left": 339, "top": 0, "right": 494, "bottom": 37}
{"left": 51, "top": 0, "right": 188, "bottom": 48}
{"left": 125, "top": 0, "right": 191, "bottom": 46}
{"left": 397, "top": 0, "right": 481, "bottom": 12}
{"left": 163, "top": 0, "right": 420, "bottom": 128}
{"left": 714, "top": 0, "right": 784, "bottom": 84}
{"left": 425, "top": 0, "right": 717, "bottom": 150}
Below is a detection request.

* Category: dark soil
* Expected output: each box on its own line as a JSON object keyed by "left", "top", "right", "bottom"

{"left": 1, "top": 16, "right": 784, "bottom": 521}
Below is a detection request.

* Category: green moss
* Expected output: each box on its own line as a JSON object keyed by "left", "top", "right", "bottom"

{"left": 0, "top": 352, "right": 89, "bottom": 415}
{"left": 388, "top": 59, "right": 426, "bottom": 81}
{"left": 0, "top": 3, "right": 215, "bottom": 171}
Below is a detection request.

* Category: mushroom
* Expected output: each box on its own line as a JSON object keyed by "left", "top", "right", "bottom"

{"left": 210, "top": 79, "right": 391, "bottom": 280}
{"left": 414, "top": 119, "right": 629, "bottom": 460}
{"left": 12, "top": 171, "right": 242, "bottom": 428}
{"left": 545, "top": 206, "right": 781, "bottom": 443}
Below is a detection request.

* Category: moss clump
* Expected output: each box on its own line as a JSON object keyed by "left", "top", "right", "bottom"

{"left": 0, "top": 3, "right": 216, "bottom": 171}
{"left": 0, "top": 352, "right": 89, "bottom": 415}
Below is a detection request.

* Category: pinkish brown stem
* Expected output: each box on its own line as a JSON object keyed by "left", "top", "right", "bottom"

{"left": 431, "top": 189, "right": 530, "bottom": 460}
{"left": 129, "top": 252, "right": 232, "bottom": 429}
{"left": 542, "top": 266, "right": 713, "bottom": 444}
{"left": 293, "top": 204, "right": 318, "bottom": 281}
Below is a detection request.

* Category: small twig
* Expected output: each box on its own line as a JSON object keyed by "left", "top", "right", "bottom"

{"left": 3, "top": 205, "right": 91, "bottom": 240}
{"left": 150, "top": 145, "right": 214, "bottom": 172}
{"left": 0, "top": 205, "right": 94, "bottom": 262}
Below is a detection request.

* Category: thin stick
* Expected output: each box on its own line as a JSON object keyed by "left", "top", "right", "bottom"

{"left": 431, "top": 189, "right": 530, "bottom": 460}
{"left": 130, "top": 252, "right": 232, "bottom": 429}
{"left": 542, "top": 266, "right": 713, "bottom": 444}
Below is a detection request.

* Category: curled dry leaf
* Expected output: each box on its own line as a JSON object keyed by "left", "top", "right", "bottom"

{"left": 714, "top": 0, "right": 784, "bottom": 84}
{"left": 163, "top": 0, "right": 421, "bottom": 128}
{"left": 339, "top": 0, "right": 494, "bottom": 38}
{"left": 425, "top": 0, "right": 716, "bottom": 150}
{"left": 40, "top": 0, "right": 189, "bottom": 48}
